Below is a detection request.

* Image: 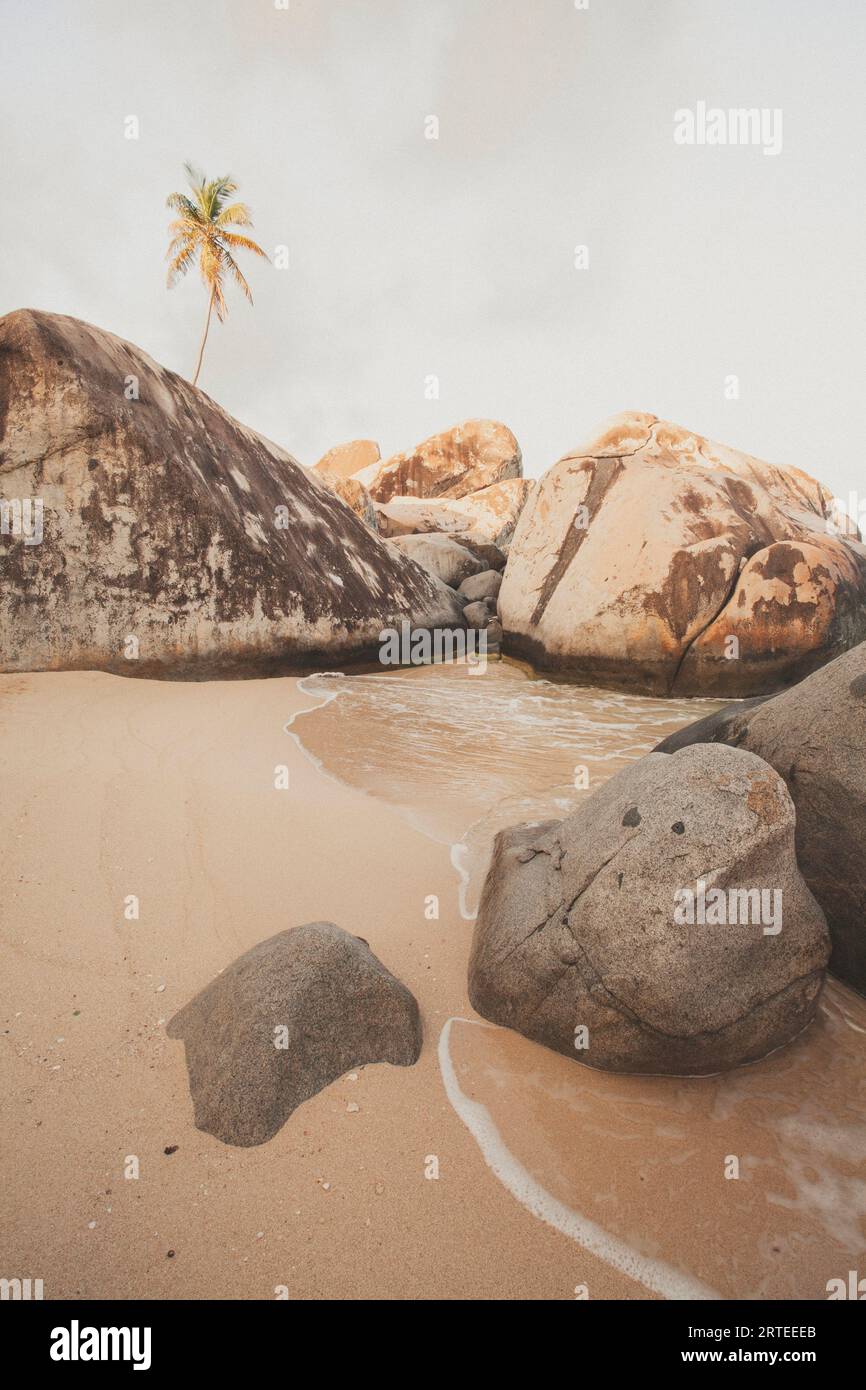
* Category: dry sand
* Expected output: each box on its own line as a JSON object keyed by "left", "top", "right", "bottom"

{"left": 1, "top": 668, "right": 864, "bottom": 1300}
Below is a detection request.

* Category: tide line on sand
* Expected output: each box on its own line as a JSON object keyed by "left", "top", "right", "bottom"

{"left": 437, "top": 1016, "right": 722, "bottom": 1301}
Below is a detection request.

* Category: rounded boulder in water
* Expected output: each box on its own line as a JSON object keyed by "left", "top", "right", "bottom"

{"left": 469, "top": 743, "right": 830, "bottom": 1075}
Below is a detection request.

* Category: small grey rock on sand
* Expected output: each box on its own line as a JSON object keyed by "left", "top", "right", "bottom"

{"left": 168, "top": 923, "right": 422, "bottom": 1146}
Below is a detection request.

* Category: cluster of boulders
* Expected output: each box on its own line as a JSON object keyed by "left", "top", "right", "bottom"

{"left": 9, "top": 308, "right": 864, "bottom": 1131}
{"left": 312, "top": 419, "right": 534, "bottom": 653}
{"left": 469, "top": 639, "right": 866, "bottom": 1074}
{"left": 4, "top": 311, "right": 865, "bottom": 694}
{"left": 311, "top": 409, "right": 866, "bottom": 695}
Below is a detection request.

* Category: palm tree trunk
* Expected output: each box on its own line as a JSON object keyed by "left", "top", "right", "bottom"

{"left": 191, "top": 286, "right": 215, "bottom": 387}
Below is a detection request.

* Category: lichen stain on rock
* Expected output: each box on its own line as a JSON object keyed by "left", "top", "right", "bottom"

{"left": 746, "top": 774, "right": 787, "bottom": 827}
{"left": 642, "top": 546, "right": 734, "bottom": 644}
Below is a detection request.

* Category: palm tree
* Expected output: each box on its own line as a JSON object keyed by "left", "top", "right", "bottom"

{"left": 166, "top": 163, "right": 269, "bottom": 387}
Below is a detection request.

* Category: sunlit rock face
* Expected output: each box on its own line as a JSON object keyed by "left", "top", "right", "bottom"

{"left": 374, "top": 478, "right": 534, "bottom": 550}
{"left": 0, "top": 310, "right": 464, "bottom": 675}
{"left": 313, "top": 438, "right": 380, "bottom": 482}
{"left": 354, "top": 419, "right": 522, "bottom": 504}
{"left": 499, "top": 412, "right": 866, "bottom": 696}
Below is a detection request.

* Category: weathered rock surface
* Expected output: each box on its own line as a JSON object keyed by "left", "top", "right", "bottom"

{"left": 313, "top": 471, "right": 380, "bottom": 532}
{"left": 374, "top": 478, "right": 533, "bottom": 549}
{"left": 168, "top": 922, "right": 422, "bottom": 1146}
{"left": 499, "top": 412, "right": 866, "bottom": 696}
{"left": 458, "top": 569, "right": 502, "bottom": 604}
{"left": 0, "top": 311, "right": 464, "bottom": 674}
{"left": 313, "top": 438, "right": 380, "bottom": 481}
{"left": 463, "top": 600, "right": 493, "bottom": 628}
{"left": 385, "top": 533, "right": 484, "bottom": 588}
{"left": 355, "top": 419, "right": 521, "bottom": 504}
{"left": 469, "top": 743, "right": 829, "bottom": 1075}
{"left": 655, "top": 641, "right": 866, "bottom": 995}
{"left": 443, "top": 536, "right": 507, "bottom": 572}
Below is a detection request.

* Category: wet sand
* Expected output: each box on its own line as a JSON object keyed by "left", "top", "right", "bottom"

{"left": 1, "top": 662, "right": 864, "bottom": 1300}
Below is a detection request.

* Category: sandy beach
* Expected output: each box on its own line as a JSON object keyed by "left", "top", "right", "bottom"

{"left": 4, "top": 0, "right": 866, "bottom": 1345}
{"left": 2, "top": 663, "right": 863, "bottom": 1301}
{"left": 0, "top": 666, "right": 631, "bottom": 1300}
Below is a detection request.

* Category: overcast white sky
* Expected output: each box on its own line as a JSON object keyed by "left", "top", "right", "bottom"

{"left": 2, "top": 0, "right": 864, "bottom": 500}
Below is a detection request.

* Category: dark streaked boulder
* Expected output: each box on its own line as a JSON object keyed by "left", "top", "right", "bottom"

{"left": 0, "top": 310, "right": 463, "bottom": 675}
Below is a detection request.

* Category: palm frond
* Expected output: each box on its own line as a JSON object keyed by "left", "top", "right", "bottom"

{"left": 202, "top": 175, "right": 238, "bottom": 220}
{"left": 166, "top": 192, "right": 202, "bottom": 221}
{"left": 211, "top": 276, "right": 228, "bottom": 322}
{"left": 166, "top": 240, "right": 198, "bottom": 287}
{"left": 220, "top": 248, "right": 253, "bottom": 304}
{"left": 167, "top": 217, "right": 204, "bottom": 241}
{"left": 219, "top": 230, "right": 270, "bottom": 261}
{"left": 215, "top": 202, "right": 253, "bottom": 229}
{"left": 165, "top": 232, "right": 197, "bottom": 259}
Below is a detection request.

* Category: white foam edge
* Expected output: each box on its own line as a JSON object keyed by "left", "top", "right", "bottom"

{"left": 437, "top": 1015, "right": 722, "bottom": 1301}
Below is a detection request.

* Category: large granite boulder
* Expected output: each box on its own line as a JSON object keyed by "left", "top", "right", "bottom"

{"left": 0, "top": 311, "right": 464, "bottom": 674}
{"left": 469, "top": 744, "right": 830, "bottom": 1075}
{"left": 354, "top": 419, "right": 521, "bottom": 504}
{"left": 374, "top": 478, "right": 533, "bottom": 550}
{"left": 385, "top": 533, "right": 484, "bottom": 588}
{"left": 168, "top": 922, "right": 422, "bottom": 1146}
{"left": 655, "top": 641, "right": 866, "bottom": 995}
{"left": 499, "top": 412, "right": 866, "bottom": 696}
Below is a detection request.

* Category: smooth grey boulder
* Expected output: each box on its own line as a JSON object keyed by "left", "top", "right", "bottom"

{"left": 469, "top": 744, "right": 829, "bottom": 1075}
{"left": 655, "top": 641, "right": 866, "bottom": 995}
{"left": 168, "top": 923, "right": 422, "bottom": 1146}
{"left": 463, "top": 600, "right": 492, "bottom": 628}
{"left": 458, "top": 569, "right": 503, "bottom": 603}
{"left": 385, "top": 534, "right": 483, "bottom": 588}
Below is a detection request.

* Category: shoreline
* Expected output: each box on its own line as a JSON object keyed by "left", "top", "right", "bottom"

{"left": 1, "top": 667, "right": 863, "bottom": 1301}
